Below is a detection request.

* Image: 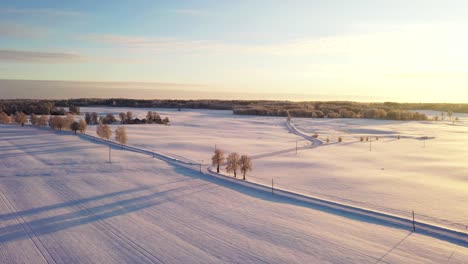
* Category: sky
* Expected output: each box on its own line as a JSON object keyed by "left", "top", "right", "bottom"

{"left": 1, "top": 0, "right": 468, "bottom": 102}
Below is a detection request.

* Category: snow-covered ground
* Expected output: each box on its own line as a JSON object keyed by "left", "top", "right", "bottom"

{"left": 79, "top": 107, "right": 468, "bottom": 233}
{"left": 1, "top": 124, "right": 467, "bottom": 263}
{"left": 257, "top": 116, "right": 468, "bottom": 230}
{"left": 80, "top": 107, "right": 310, "bottom": 164}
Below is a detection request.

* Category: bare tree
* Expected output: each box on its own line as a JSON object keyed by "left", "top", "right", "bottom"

{"left": 0, "top": 112, "right": 11, "bottom": 124}
{"left": 55, "top": 116, "right": 64, "bottom": 130}
{"left": 119, "top": 112, "right": 126, "bottom": 124}
{"left": 96, "top": 122, "right": 112, "bottom": 140}
{"left": 39, "top": 115, "right": 48, "bottom": 126}
{"left": 49, "top": 116, "right": 64, "bottom": 130}
{"left": 96, "top": 121, "right": 104, "bottom": 138}
{"left": 70, "top": 121, "right": 80, "bottom": 134}
{"left": 240, "top": 155, "right": 252, "bottom": 180}
{"left": 126, "top": 111, "right": 133, "bottom": 123}
{"left": 48, "top": 116, "right": 55, "bottom": 129}
{"left": 64, "top": 113, "right": 74, "bottom": 130}
{"left": 226, "top": 152, "right": 240, "bottom": 177}
{"left": 448, "top": 111, "right": 453, "bottom": 121}
{"left": 79, "top": 119, "right": 87, "bottom": 133}
{"left": 102, "top": 124, "right": 112, "bottom": 140}
{"left": 30, "top": 114, "right": 39, "bottom": 126}
{"left": 211, "top": 149, "right": 225, "bottom": 173}
{"left": 85, "top": 112, "right": 92, "bottom": 124}
{"left": 96, "top": 121, "right": 104, "bottom": 137}
{"left": 91, "top": 112, "right": 98, "bottom": 124}
{"left": 146, "top": 111, "right": 154, "bottom": 123}
{"left": 115, "top": 126, "right": 128, "bottom": 146}
{"left": 16, "top": 112, "right": 27, "bottom": 126}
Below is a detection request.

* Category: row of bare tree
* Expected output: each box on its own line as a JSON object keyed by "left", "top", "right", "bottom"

{"left": 96, "top": 122, "right": 128, "bottom": 146}
{"left": 0, "top": 111, "right": 128, "bottom": 146}
{"left": 0, "top": 112, "right": 29, "bottom": 126}
{"left": 212, "top": 149, "right": 252, "bottom": 180}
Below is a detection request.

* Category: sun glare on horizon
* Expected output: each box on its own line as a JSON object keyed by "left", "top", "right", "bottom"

{"left": 0, "top": 0, "right": 468, "bottom": 102}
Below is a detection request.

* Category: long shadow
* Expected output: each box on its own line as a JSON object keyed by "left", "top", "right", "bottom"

{"left": 250, "top": 145, "right": 314, "bottom": 160}
{"left": 0, "top": 184, "right": 208, "bottom": 243}
{"left": 375, "top": 232, "right": 412, "bottom": 263}
{"left": 169, "top": 165, "right": 468, "bottom": 247}
{"left": 64, "top": 128, "right": 468, "bottom": 247}
{"left": 0, "top": 186, "right": 150, "bottom": 221}
{"left": 10, "top": 125, "right": 467, "bottom": 247}
{"left": 0, "top": 145, "right": 102, "bottom": 159}
{"left": 0, "top": 141, "right": 77, "bottom": 152}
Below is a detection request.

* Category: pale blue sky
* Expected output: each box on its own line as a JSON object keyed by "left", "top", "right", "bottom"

{"left": 1, "top": 0, "right": 468, "bottom": 102}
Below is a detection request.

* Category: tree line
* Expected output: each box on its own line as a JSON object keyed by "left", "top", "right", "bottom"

{"left": 0, "top": 99, "right": 80, "bottom": 115}
{"left": 84, "top": 111, "right": 169, "bottom": 125}
{"left": 234, "top": 103, "right": 430, "bottom": 121}
{"left": 3, "top": 99, "right": 468, "bottom": 119}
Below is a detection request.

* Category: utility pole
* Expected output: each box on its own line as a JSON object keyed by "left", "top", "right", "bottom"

{"left": 109, "top": 144, "right": 112, "bottom": 163}
{"left": 198, "top": 160, "right": 203, "bottom": 174}
{"left": 412, "top": 210, "right": 416, "bottom": 231}
{"left": 272, "top": 178, "right": 274, "bottom": 195}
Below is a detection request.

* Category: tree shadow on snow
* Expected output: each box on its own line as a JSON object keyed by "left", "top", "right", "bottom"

{"left": 169, "top": 164, "right": 468, "bottom": 248}
{"left": 0, "top": 183, "right": 205, "bottom": 244}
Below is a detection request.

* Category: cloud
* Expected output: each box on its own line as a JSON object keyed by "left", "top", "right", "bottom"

{"left": 0, "top": 7, "right": 82, "bottom": 17}
{"left": 85, "top": 34, "right": 339, "bottom": 55}
{"left": 85, "top": 22, "right": 468, "bottom": 60}
{"left": 84, "top": 34, "right": 231, "bottom": 55}
{"left": 0, "top": 49, "right": 146, "bottom": 64}
{"left": 0, "top": 23, "right": 48, "bottom": 38}
{"left": 0, "top": 49, "right": 87, "bottom": 63}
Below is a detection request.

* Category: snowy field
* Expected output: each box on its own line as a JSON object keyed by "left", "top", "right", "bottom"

{"left": 80, "top": 107, "right": 309, "bottom": 164}
{"left": 1, "top": 124, "right": 467, "bottom": 263}
{"left": 79, "top": 107, "right": 468, "bottom": 232}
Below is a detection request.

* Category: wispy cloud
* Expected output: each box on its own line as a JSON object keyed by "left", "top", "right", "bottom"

{"left": 0, "top": 49, "right": 146, "bottom": 64}
{"left": 84, "top": 22, "right": 468, "bottom": 60}
{"left": 0, "top": 49, "right": 87, "bottom": 63}
{"left": 84, "top": 34, "right": 221, "bottom": 52}
{"left": 0, "top": 7, "right": 82, "bottom": 17}
{"left": 0, "top": 22, "right": 49, "bottom": 38}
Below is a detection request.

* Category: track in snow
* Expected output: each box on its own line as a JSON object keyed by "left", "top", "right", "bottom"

{"left": 29, "top": 125, "right": 468, "bottom": 247}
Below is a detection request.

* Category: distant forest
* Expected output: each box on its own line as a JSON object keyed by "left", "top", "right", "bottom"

{"left": 1, "top": 98, "right": 467, "bottom": 121}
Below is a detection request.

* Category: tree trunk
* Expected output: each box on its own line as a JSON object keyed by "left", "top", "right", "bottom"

{"left": 243, "top": 172, "right": 246, "bottom": 180}
{"left": 217, "top": 164, "right": 220, "bottom": 173}
{"left": 234, "top": 170, "right": 236, "bottom": 177}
